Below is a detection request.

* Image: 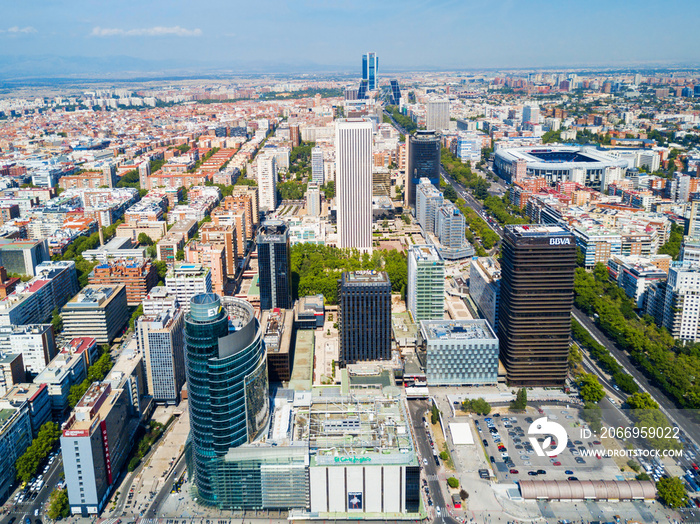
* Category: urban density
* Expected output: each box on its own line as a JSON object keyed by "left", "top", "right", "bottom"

{"left": 1, "top": 4, "right": 700, "bottom": 524}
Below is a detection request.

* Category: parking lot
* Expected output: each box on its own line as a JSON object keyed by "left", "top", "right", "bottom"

{"left": 474, "top": 406, "right": 623, "bottom": 483}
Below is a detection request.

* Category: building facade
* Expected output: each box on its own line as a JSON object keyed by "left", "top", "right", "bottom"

{"left": 406, "top": 131, "right": 441, "bottom": 208}
{"left": 258, "top": 153, "right": 278, "bottom": 212}
{"left": 469, "top": 257, "right": 501, "bottom": 332}
{"left": 498, "top": 225, "right": 576, "bottom": 387}
{"left": 426, "top": 99, "right": 450, "bottom": 132}
{"left": 257, "top": 220, "right": 293, "bottom": 310}
{"left": 407, "top": 245, "right": 445, "bottom": 322}
{"left": 61, "top": 285, "right": 129, "bottom": 345}
{"left": 165, "top": 264, "right": 212, "bottom": 313}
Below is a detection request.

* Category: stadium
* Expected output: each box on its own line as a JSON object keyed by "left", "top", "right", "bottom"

{"left": 494, "top": 145, "right": 629, "bottom": 190}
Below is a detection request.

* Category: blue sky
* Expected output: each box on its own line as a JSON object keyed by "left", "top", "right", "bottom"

{"left": 1, "top": 0, "right": 699, "bottom": 73}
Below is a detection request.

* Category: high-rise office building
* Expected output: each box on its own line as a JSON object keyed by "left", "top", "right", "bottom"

{"left": 498, "top": 225, "right": 576, "bottom": 386}
{"left": 415, "top": 178, "right": 444, "bottom": 234}
{"left": 522, "top": 105, "right": 540, "bottom": 125}
{"left": 338, "top": 271, "right": 391, "bottom": 366}
{"left": 407, "top": 245, "right": 445, "bottom": 321}
{"left": 362, "top": 52, "right": 378, "bottom": 91}
{"left": 406, "top": 131, "right": 441, "bottom": 208}
{"left": 426, "top": 99, "right": 450, "bottom": 132}
{"left": 311, "top": 146, "right": 324, "bottom": 185}
{"left": 137, "top": 306, "right": 185, "bottom": 405}
{"left": 61, "top": 285, "right": 129, "bottom": 345}
{"left": 258, "top": 153, "right": 278, "bottom": 212}
{"left": 336, "top": 119, "right": 373, "bottom": 251}
{"left": 469, "top": 257, "right": 501, "bottom": 332}
{"left": 185, "top": 294, "right": 269, "bottom": 504}
{"left": 306, "top": 183, "right": 321, "bottom": 217}
{"left": 390, "top": 80, "right": 401, "bottom": 105}
{"left": 257, "top": 220, "right": 292, "bottom": 310}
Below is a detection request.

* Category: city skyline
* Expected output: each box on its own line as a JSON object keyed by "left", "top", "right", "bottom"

{"left": 2, "top": 0, "right": 700, "bottom": 79}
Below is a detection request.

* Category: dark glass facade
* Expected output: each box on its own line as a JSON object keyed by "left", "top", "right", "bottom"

{"left": 338, "top": 271, "right": 391, "bottom": 365}
{"left": 257, "top": 220, "right": 292, "bottom": 310}
{"left": 406, "top": 130, "right": 441, "bottom": 208}
{"left": 185, "top": 294, "right": 269, "bottom": 504}
{"left": 497, "top": 226, "right": 576, "bottom": 387}
{"left": 405, "top": 466, "right": 421, "bottom": 512}
{"left": 362, "top": 52, "right": 378, "bottom": 91}
{"left": 390, "top": 80, "right": 401, "bottom": 105}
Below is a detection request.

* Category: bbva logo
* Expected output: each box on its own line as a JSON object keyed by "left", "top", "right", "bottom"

{"left": 549, "top": 237, "right": 571, "bottom": 245}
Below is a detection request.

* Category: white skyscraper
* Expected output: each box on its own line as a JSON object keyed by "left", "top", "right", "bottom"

{"left": 336, "top": 119, "right": 373, "bottom": 251}
{"left": 258, "top": 153, "right": 278, "bottom": 212}
{"left": 522, "top": 105, "right": 540, "bottom": 125}
{"left": 311, "top": 146, "right": 324, "bottom": 185}
{"left": 426, "top": 99, "right": 450, "bottom": 132}
{"left": 407, "top": 245, "right": 445, "bottom": 322}
{"left": 306, "top": 183, "right": 321, "bottom": 217}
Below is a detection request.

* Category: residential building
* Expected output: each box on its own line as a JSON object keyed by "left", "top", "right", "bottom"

{"left": 0, "top": 324, "right": 56, "bottom": 376}
{"left": 406, "top": 131, "right": 441, "bottom": 208}
{"left": 258, "top": 154, "right": 278, "bottom": 212}
{"left": 607, "top": 255, "right": 670, "bottom": 309}
{"left": 407, "top": 245, "right": 445, "bottom": 321}
{"left": 435, "top": 204, "right": 473, "bottom": 260}
{"left": 142, "top": 287, "right": 179, "bottom": 317}
{"left": 185, "top": 242, "right": 227, "bottom": 296}
{"left": 336, "top": 119, "right": 373, "bottom": 251}
{"left": 418, "top": 320, "right": 499, "bottom": 386}
{"left": 33, "top": 351, "right": 87, "bottom": 419}
{"left": 0, "top": 383, "right": 51, "bottom": 436}
{"left": 0, "top": 353, "right": 25, "bottom": 396}
{"left": 498, "top": 225, "right": 576, "bottom": 387}
{"left": 200, "top": 223, "right": 238, "bottom": 278}
{"left": 0, "top": 403, "right": 32, "bottom": 500}
{"left": 415, "top": 178, "right": 444, "bottom": 234}
{"left": 468, "top": 257, "right": 501, "bottom": 332}
{"left": 156, "top": 219, "right": 198, "bottom": 263}
{"left": 456, "top": 134, "right": 482, "bottom": 163}
{"left": 137, "top": 306, "right": 185, "bottom": 405}
{"left": 61, "top": 285, "right": 129, "bottom": 344}
{"left": 311, "top": 146, "right": 324, "bottom": 185}
{"left": 257, "top": 220, "right": 292, "bottom": 310}
{"left": 89, "top": 259, "right": 158, "bottom": 306}
{"left": 306, "top": 183, "right": 321, "bottom": 217}
{"left": 338, "top": 271, "right": 391, "bottom": 366}
{"left": 646, "top": 263, "right": 700, "bottom": 341}
{"left": 165, "top": 264, "right": 212, "bottom": 313}
{"left": 185, "top": 294, "right": 269, "bottom": 504}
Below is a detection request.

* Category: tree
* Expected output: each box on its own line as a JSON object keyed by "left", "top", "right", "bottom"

{"left": 176, "top": 249, "right": 185, "bottom": 261}
{"left": 581, "top": 402, "right": 603, "bottom": 433}
{"left": 47, "top": 488, "right": 70, "bottom": 520}
{"left": 443, "top": 185, "right": 459, "bottom": 203}
{"left": 627, "top": 392, "right": 659, "bottom": 410}
{"left": 459, "top": 489, "right": 469, "bottom": 501}
{"left": 510, "top": 388, "right": 527, "bottom": 411}
{"left": 129, "top": 304, "right": 144, "bottom": 331}
{"left": 431, "top": 403, "right": 440, "bottom": 425}
{"left": 137, "top": 233, "right": 154, "bottom": 246}
{"left": 462, "top": 398, "right": 491, "bottom": 415}
{"left": 15, "top": 421, "right": 61, "bottom": 484}
{"left": 447, "top": 477, "right": 459, "bottom": 489}
{"left": 656, "top": 477, "right": 688, "bottom": 508}
{"left": 578, "top": 373, "right": 606, "bottom": 403}
{"left": 51, "top": 307, "right": 63, "bottom": 334}
{"left": 636, "top": 472, "right": 651, "bottom": 481}
{"left": 322, "top": 181, "right": 335, "bottom": 199}
{"left": 613, "top": 372, "right": 639, "bottom": 394}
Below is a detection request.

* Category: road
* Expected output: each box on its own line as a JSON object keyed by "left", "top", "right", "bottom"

{"left": 406, "top": 400, "right": 459, "bottom": 524}
{"left": 1, "top": 454, "right": 63, "bottom": 524}
{"left": 573, "top": 307, "right": 700, "bottom": 452}
{"left": 143, "top": 453, "right": 186, "bottom": 519}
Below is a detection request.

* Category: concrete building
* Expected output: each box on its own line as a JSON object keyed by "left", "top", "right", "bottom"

{"left": 469, "top": 257, "right": 501, "bottom": 332}
{"left": 142, "top": 287, "right": 179, "bottom": 317}
{"left": 415, "top": 178, "right": 444, "bottom": 235}
{"left": 165, "top": 264, "right": 212, "bottom": 313}
{"left": 426, "top": 99, "right": 450, "bottom": 132}
{"left": 185, "top": 242, "right": 227, "bottom": 297}
{"left": 258, "top": 153, "right": 278, "bottom": 212}
{"left": 311, "top": 146, "right": 324, "bottom": 185}
{"left": 33, "top": 351, "right": 87, "bottom": 419}
{"left": 306, "top": 183, "right": 321, "bottom": 217}
{"left": 61, "top": 382, "right": 140, "bottom": 515}
{"left": 0, "top": 353, "right": 25, "bottom": 396}
{"left": 646, "top": 262, "right": 700, "bottom": 341}
{"left": 294, "top": 294, "right": 325, "bottom": 330}
{"left": 418, "top": 319, "right": 499, "bottom": 386}
{"left": 81, "top": 236, "right": 145, "bottom": 262}
{"left": 0, "top": 239, "right": 50, "bottom": 276}
{"left": 0, "top": 382, "right": 51, "bottom": 436}
{"left": 407, "top": 245, "right": 445, "bottom": 322}
{"left": 89, "top": 258, "right": 158, "bottom": 306}
{"left": 0, "top": 324, "right": 56, "bottom": 376}
{"left": 137, "top": 306, "right": 185, "bottom": 405}
{"left": 436, "top": 203, "right": 473, "bottom": 260}
{"left": 0, "top": 403, "right": 32, "bottom": 500}
{"left": 607, "top": 255, "right": 670, "bottom": 309}
{"left": 336, "top": 119, "right": 373, "bottom": 251}
{"left": 200, "top": 223, "right": 238, "bottom": 278}
{"left": 262, "top": 308, "right": 294, "bottom": 382}
{"left": 61, "top": 285, "right": 129, "bottom": 344}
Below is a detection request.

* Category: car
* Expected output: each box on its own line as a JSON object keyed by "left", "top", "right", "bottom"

{"left": 483, "top": 439, "right": 489, "bottom": 447}
{"left": 575, "top": 457, "right": 586, "bottom": 464}
{"left": 490, "top": 456, "right": 495, "bottom": 463}
{"left": 593, "top": 440, "right": 602, "bottom": 445}
{"left": 501, "top": 452, "right": 509, "bottom": 458}
{"left": 436, "top": 507, "right": 441, "bottom": 516}
{"left": 553, "top": 461, "right": 562, "bottom": 466}
{"left": 537, "top": 469, "right": 546, "bottom": 475}
{"left": 434, "top": 456, "right": 439, "bottom": 466}
{"left": 515, "top": 444, "right": 523, "bottom": 449}
{"left": 494, "top": 413, "right": 500, "bottom": 417}
{"left": 525, "top": 417, "right": 533, "bottom": 423}
{"left": 34, "top": 510, "right": 39, "bottom": 517}
{"left": 474, "top": 420, "right": 480, "bottom": 425}
{"left": 528, "top": 471, "right": 538, "bottom": 476}
{"left": 568, "top": 476, "right": 579, "bottom": 481}
{"left": 423, "top": 458, "right": 428, "bottom": 466}
{"left": 574, "top": 440, "right": 583, "bottom": 445}
{"left": 509, "top": 469, "right": 519, "bottom": 474}
{"left": 565, "top": 470, "right": 574, "bottom": 475}
{"left": 694, "top": 463, "right": 699, "bottom": 471}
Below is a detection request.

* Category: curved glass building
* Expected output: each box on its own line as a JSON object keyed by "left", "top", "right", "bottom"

{"left": 185, "top": 293, "right": 269, "bottom": 504}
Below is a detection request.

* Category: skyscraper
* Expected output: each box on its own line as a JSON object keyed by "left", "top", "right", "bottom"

{"left": 407, "top": 245, "right": 445, "bottom": 321}
{"left": 406, "top": 130, "right": 441, "bottom": 208}
{"left": 336, "top": 119, "right": 373, "bottom": 251}
{"left": 362, "top": 52, "right": 378, "bottom": 91}
{"left": 338, "top": 271, "right": 391, "bottom": 366}
{"left": 426, "top": 99, "right": 450, "bottom": 132}
{"left": 390, "top": 79, "right": 401, "bottom": 105}
{"left": 311, "top": 146, "right": 324, "bottom": 185}
{"left": 257, "top": 220, "right": 292, "bottom": 310}
{"left": 185, "top": 294, "right": 269, "bottom": 504}
{"left": 306, "top": 183, "right": 321, "bottom": 217}
{"left": 497, "top": 225, "right": 575, "bottom": 387}
{"left": 522, "top": 105, "right": 540, "bottom": 125}
{"left": 257, "top": 153, "right": 277, "bottom": 212}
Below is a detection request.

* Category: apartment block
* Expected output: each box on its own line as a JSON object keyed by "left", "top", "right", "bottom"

{"left": 89, "top": 259, "right": 158, "bottom": 306}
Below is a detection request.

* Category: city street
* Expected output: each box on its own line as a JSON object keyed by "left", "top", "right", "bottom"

{"left": 1, "top": 454, "right": 63, "bottom": 524}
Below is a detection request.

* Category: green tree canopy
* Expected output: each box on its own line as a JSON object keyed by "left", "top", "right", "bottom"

{"left": 656, "top": 477, "right": 688, "bottom": 508}
{"left": 578, "top": 373, "right": 606, "bottom": 403}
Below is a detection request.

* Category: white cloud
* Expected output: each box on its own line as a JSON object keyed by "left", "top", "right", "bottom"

{"left": 91, "top": 26, "right": 202, "bottom": 37}
{"left": 0, "top": 26, "right": 37, "bottom": 34}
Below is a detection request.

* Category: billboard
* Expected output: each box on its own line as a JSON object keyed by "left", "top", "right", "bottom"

{"left": 348, "top": 492, "right": 363, "bottom": 510}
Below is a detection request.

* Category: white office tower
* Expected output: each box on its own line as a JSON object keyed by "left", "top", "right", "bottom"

{"left": 522, "top": 105, "right": 540, "bottom": 125}
{"left": 336, "top": 119, "right": 373, "bottom": 251}
{"left": 306, "top": 183, "right": 321, "bottom": 217}
{"left": 258, "top": 153, "right": 278, "bottom": 212}
{"left": 407, "top": 245, "right": 445, "bottom": 321}
{"left": 426, "top": 99, "right": 450, "bottom": 132}
{"left": 311, "top": 146, "right": 324, "bottom": 185}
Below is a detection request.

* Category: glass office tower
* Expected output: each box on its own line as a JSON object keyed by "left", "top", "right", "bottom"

{"left": 362, "top": 52, "right": 378, "bottom": 91}
{"left": 257, "top": 220, "right": 292, "bottom": 310}
{"left": 406, "top": 130, "right": 441, "bottom": 208}
{"left": 185, "top": 293, "right": 269, "bottom": 504}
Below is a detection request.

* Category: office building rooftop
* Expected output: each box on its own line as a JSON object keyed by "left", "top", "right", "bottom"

{"left": 420, "top": 319, "right": 496, "bottom": 341}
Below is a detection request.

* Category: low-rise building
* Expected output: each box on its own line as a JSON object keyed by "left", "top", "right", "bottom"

{"left": 294, "top": 294, "right": 325, "bottom": 329}
{"left": 61, "top": 285, "right": 129, "bottom": 344}
{"left": 33, "top": 351, "right": 87, "bottom": 419}
{"left": 0, "top": 324, "right": 57, "bottom": 376}
{"left": 0, "top": 403, "right": 32, "bottom": 500}
{"left": 262, "top": 308, "right": 294, "bottom": 382}
{"left": 0, "top": 382, "right": 51, "bottom": 436}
